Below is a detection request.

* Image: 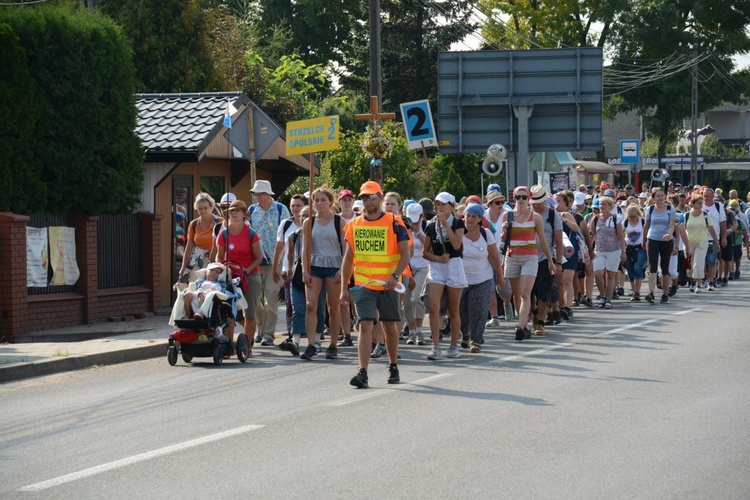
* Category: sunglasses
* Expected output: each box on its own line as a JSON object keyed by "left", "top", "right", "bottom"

{"left": 515, "top": 195, "right": 529, "bottom": 200}
{"left": 359, "top": 194, "right": 379, "bottom": 201}
{"left": 492, "top": 200, "right": 504, "bottom": 206}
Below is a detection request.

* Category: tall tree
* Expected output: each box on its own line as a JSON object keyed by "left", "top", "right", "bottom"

{"left": 339, "top": 0, "right": 477, "bottom": 108}
{"left": 607, "top": 1, "right": 750, "bottom": 156}
{"left": 98, "top": 0, "right": 219, "bottom": 92}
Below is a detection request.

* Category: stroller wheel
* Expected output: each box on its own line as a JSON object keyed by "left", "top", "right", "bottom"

{"left": 212, "top": 344, "right": 224, "bottom": 365}
{"left": 181, "top": 354, "right": 193, "bottom": 363}
{"left": 236, "top": 333, "right": 250, "bottom": 363}
{"left": 167, "top": 346, "right": 178, "bottom": 366}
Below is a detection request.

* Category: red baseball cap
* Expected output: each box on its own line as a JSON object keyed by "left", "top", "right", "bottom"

{"left": 338, "top": 189, "right": 355, "bottom": 200}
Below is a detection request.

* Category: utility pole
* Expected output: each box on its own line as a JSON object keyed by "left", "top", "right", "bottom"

{"left": 682, "top": 42, "right": 712, "bottom": 187}
{"left": 368, "top": 0, "right": 382, "bottom": 109}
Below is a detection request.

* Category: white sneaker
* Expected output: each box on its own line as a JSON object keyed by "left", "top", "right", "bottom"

{"left": 695, "top": 285, "right": 703, "bottom": 293}
{"left": 370, "top": 343, "right": 387, "bottom": 358}
{"left": 504, "top": 303, "right": 515, "bottom": 321}
{"left": 485, "top": 318, "right": 501, "bottom": 328}
{"left": 446, "top": 345, "right": 461, "bottom": 358}
{"left": 707, "top": 282, "right": 715, "bottom": 291}
{"left": 427, "top": 344, "right": 443, "bottom": 360}
{"left": 416, "top": 332, "right": 426, "bottom": 345}
{"left": 405, "top": 334, "right": 416, "bottom": 345}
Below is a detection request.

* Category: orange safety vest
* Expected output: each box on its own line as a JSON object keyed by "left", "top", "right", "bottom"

{"left": 344, "top": 213, "right": 406, "bottom": 290}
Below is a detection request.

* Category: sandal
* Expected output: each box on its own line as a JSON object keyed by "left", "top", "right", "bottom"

{"left": 193, "top": 313, "right": 205, "bottom": 321}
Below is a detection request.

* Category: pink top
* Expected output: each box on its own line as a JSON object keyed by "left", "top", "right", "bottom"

{"left": 507, "top": 211, "right": 537, "bottom": 257}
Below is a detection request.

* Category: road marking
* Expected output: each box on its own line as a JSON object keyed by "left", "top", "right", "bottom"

{"left": 490, "top": 342, "right": 574, "bottom": 364}
{"left": 673, "top": 307, "right": 702, "bottom": 316}
{"left": 593, "top": 319, "right": 659, "bottom": 337}
{"left": 329, "top": 373, "right": 452, "bottom": 406}
{"left": 18, "top": 424, "right": 265, "bottom": 492}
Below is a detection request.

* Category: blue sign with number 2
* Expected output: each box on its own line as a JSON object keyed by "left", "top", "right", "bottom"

{"left": 400, "top": 100, "right": 437, "bottom": 150}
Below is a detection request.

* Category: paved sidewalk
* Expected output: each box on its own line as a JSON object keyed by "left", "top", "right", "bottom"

{"left": 0, "top": 306, "right": 289, "bottom": 384}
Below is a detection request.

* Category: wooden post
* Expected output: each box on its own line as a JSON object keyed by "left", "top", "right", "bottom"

{"left": 309, "top": 153, "right": 315, "bottom": 203}
{"left": 248, "top": 106, "right": 256, "bottom": 186}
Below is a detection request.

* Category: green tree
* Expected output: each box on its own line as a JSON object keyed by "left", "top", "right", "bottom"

{"left": 98, "top": 0, "right": 219, "bottom": 92}
{"left": 0, "top": 5, "right": 143, "bottom": 215}
{"left": 0, "top": 23, "right": 45, "bottom": 213}
{"left": 340, "top": 0, "right": 477, "bottom": 108}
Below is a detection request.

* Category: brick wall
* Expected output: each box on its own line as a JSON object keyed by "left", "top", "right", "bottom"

{"left": 0, "top": 213, "right": 162, "bottom": 342}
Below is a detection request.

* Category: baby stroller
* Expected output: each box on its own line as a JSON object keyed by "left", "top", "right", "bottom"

{"left": 167, "top": 266, "right": 250, "bottom": 366}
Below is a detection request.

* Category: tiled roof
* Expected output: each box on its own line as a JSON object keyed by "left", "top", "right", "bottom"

{"left": 135, "top": 92, "right": 248, "bottom": 159}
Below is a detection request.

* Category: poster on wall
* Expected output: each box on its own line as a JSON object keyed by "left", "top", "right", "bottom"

{"left": 26, "top": 227, "right": 49, "bottom": 287}
{"left": 549, "top": 172, "right": 571, "bottom": 193}
{"left": 48, "top": 226, "right": 80, "bottom": 286}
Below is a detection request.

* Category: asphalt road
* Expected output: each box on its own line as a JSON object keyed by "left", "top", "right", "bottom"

{"left": 1, "top": 281, "right": 749, "bottom": 499}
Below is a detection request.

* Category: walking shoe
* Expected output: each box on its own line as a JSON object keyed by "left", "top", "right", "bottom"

{"left": 460, "top": 339, "right": 471, "bottom": 349}
{"left": 552, "top": 310, "right": 562, "bottom": 325}
{"left": 728, "top": 273, "right": 734, "bottom": 281}
{"left": 301, "top": 344, "right": 317, "bottom": 360}
{"left": 604, "top": 301, "right": 612, "bottom": 309}
{"left": 338, "top": 335, "right": 354, "bottom": 347}
{"left": 707, "top": 282, "right": 715, "bottom": 291}
{"left": 370, "top": 343, "right": 387, "bottom": 358}
{"left": 406, "top": 334, "right": 417, "bottom": 345}
{"left": 630, "top": 293, "right": 641, "bottom": 302}
{"left": 524, "top": 327, "right": 532, "bottom": 339}
{"left": 598, "top": 297, "right": 606, "bottom": 308}
{"left": 416, "top": 332, "right": 426, "bottom": 345}
{"left": 469, "top": 342, "right": 481, "bottom": 353}
{"left": 571, "top": 299, "right": 580, "bottom": 307}
{"left": 486, "top": 317, "right": 501, "bottom": 328}
{"left": 387, "top": 363, "right": 400, "bottom": 384}
{"left": 427, "top": 344, "right": 443, "bottom": 360}
{"left": 721, "top": 278, "right": 728, "bottom": 286}
{"left": 400, "top": 326, "right": 410, "bottom": 339}
{"left": 515, "top": 327, "right": 525, "bottom": 341}
{"left": 278, "top": 339, "right": 300, "bottom": 356}
{"left": 689, "top": 285, "right": 695, "bottom": 292}
{"left": 559, "top": 308, "right": 570, "bottom": 321}
{"left": 253, "top": 334, "right": 262, "bottom": 344}
{"left": 695, "top": 285, "right": 703, "bottom": 293}
{"left": 446, "top": 345, "right": 461, "bottom": 358}
{"left": 350, "top": 368, "right": 369, "bottom": 389}
{"left": 660, "top": 293, "right": 669, "bottom": 303}
{"left": 617, "top": 286, "right": 625, "bottom": 296}
{"left": 610, "top": 293, "right": 619, "bottom": 300}
{"left": 645, "top": 292, "right": 655, "bottom": 303}
{"left": 504, "top": 303, "right": 515, "bottom": 321}
{"left": 669, "top": 284, "right": 677, "bottom": 297}
{"left": 260, "top": 336, "right": 275, "bottom": 347}
{"left": 534, "top": 322, "right": 545, "bottom": 336}
{"left": 581, "top": 295, "right": 593, "bottom": 307}
{"left": 314, "top": 342, "right": 321, "bottom": 353}
{"left": 325, "top": 346, "right": 338, "bottom": 359}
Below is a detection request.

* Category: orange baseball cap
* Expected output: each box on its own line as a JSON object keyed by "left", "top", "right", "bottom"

{"left": 359, "top": 181, "right": 383, "bottom": 197}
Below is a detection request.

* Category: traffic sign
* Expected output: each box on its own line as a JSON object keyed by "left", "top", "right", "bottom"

{"left": 400, "top": 100, "right": 436, "bottom": 150}
{"left": 620, "top": 139, "right": 640, "bottom": 164}
{"left": 285, "top": 115, "right": 340, "bottom": 156}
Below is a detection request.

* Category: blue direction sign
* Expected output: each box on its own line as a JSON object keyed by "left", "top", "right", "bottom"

{"left": 620, "top": 139, "right": 640, "bottom": 164}
{"left": 400, "top": 100, "right": 437, "bottom": 150}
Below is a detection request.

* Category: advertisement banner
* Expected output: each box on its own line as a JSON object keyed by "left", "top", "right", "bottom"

{"left": 26, "top": 227, "right": 48, "bottom": 287}
{"left": 49, "top": 226, "right": 80, "bottom": 286}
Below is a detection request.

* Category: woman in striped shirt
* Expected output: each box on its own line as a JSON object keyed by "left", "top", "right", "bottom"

{"left": 501, "top": 186, "right": 554, "bottom": 341}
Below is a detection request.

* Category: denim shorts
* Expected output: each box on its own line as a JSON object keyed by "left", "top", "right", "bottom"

{"left": 310, "top": 265, "right": 338, "bottom": 279}
{"left": 705, "top": 241, "right": 718, "bottom": 267}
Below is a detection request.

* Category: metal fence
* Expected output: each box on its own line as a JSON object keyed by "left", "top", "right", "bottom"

{"left": 26, "top": 214, "right": 143, "bottom": 294}
{"left": 97, "top": 214, "right": 143, "bottom": 289}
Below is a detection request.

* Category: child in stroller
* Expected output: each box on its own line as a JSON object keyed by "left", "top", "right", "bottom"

{"left": 168, "top": 262, "right": 251, "bottom": 365}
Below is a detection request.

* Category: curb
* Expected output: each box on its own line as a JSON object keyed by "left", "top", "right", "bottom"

{"left": 0, "top": 342, "right": 168, "bottom": 384}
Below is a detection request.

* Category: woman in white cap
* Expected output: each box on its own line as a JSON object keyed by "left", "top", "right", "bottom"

{"left": 404, "top": 202, "right": 429, "bottom": 346}
{"left": 423, "top": 191, "right": 467, "bottom": 360}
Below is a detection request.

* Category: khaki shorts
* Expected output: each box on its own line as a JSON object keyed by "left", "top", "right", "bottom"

{"left": 350, "top": 286, "right": 401, "bottom": 323}
{"left": 504, "top": 254, "right": 538, "bottom": 279}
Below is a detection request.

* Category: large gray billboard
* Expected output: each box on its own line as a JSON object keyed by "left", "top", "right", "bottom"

{"left": 437, "top": 47, "right": 603, "bottom": 154}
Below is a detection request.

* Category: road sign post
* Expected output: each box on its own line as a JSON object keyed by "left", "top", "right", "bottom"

{"left": 286, "top": 115, "right": 340, "bottom": 196}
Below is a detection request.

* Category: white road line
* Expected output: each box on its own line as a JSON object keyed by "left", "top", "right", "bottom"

{"left": 673, "top": 307, "right": 703, "bottom": 316}
{"left": 329, "top": 373, "right": 452, "bottom": 406}
{"left": 490, "top": 342, "right": 574, "bottom": 364}
{"left": 593, "top": 319, "right": 659, "bottom": 337}
{"left": 18, "top": 424, "right": 265, "bottom": 492}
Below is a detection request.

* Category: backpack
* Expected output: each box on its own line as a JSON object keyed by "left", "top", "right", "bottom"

{"left": 500, "top": 211, "right": 514, "bottom": 255}
{"left": 683, "top": 211, "right": 709, "bottom": 227}
{"left": 290, "top": 231, "right": 305, "bottom": 292}
{"left": 646, "top": 203, "right": 673, "bottom": 222}
{"left": 281, "top": 217, "right": 295, "bottom": 236}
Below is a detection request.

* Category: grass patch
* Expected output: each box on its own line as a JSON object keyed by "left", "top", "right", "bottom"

{"left": 54, "top": 349, "right": 69, "bottom": 357}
